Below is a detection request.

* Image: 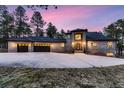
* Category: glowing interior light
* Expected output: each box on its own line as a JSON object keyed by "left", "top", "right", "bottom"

{"left": 106, "top": 52, "right": 114, "bottom": 56}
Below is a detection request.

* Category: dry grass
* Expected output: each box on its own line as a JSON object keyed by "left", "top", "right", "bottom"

{"left": 0, "top": 65, "right": 124, "bottom": 88}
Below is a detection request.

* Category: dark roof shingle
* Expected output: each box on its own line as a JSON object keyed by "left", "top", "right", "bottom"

{"left": 86, "top": 32, "right": 117, "bottom": 41}
{"left": 8, "top": 37, "right": 66, "bottom": 43}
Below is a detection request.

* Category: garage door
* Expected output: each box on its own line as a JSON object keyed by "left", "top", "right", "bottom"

{"left": 33, "top": 46, "right": 50, "bottom": 52}
{"left": 17, "top": 44, "right": 28, "bottom": 52}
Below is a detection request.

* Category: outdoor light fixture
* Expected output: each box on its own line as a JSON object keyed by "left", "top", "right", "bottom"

{"left": 33, "top": 43, "right": 50, "bottom": 46}
{"left": 18, "top": 44, "right": 28, "bottom": 46}
{"left": 28, "top": 43, "right": 31, "bottom": 46}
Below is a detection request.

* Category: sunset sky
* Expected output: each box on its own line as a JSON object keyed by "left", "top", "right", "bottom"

{"left": 7, "top": 5, "right": 124, "bottom": 32}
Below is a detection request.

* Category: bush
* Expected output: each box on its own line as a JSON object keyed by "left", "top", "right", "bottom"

{"left": 0, "top": 38, "right": 7, "bottom": 44}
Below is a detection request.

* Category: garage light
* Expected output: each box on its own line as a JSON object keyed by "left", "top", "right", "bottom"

{"left": 33, "top": 43, "right": 50, "bottom": 46}
{"left": 18, "top": 44, "right": 28, "bottom": 46}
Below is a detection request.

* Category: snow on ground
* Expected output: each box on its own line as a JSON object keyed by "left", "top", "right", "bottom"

{"left": 0, "top": 53, "right": 124, "bottom": 68}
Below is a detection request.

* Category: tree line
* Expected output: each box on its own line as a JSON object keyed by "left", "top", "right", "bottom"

{"left": 0, "top": 5, "right": 66, "bottom": 39}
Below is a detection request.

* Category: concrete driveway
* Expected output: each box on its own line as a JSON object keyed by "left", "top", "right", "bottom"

{"left": 0, "top": 53, "right": 124, "bottom": 68}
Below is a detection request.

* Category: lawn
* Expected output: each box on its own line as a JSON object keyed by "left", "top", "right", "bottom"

{"left": 0, "top": 65, "right": 124, "bottom": 88}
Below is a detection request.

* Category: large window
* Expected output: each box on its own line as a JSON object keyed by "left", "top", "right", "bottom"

{"left": 91, "top": 42, "right": 97, "bottom": 47}
{"left": 74, "top": 34, "right": 82, "bottom": 40}
{"left": 108, "top": 42, "right": 113, "bottom": 48}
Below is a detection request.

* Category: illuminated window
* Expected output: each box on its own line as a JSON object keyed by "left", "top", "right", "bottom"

{"left": 106, "top": 52, "right": 114, "bottom": 56}
{"left": 91, "top": 42, "right": 97, "bottom": 47}
{"left": 108, "top": 42, "right": 112, "bottom": 48}
{"left": 74, "top": 34, "right": 82, "bottom": 40}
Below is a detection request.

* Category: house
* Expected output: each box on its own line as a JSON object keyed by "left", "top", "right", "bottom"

{"left": 7, "top": 29, "right": 117, "bottom": 56}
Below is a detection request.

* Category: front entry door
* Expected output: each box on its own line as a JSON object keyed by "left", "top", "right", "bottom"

{"left": 74, "top": 42, "right": 83, "bottom": 52}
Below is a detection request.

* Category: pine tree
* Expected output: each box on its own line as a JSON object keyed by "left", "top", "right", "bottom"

{"left": 0, "top": 5, "right": 14, "bottom": 39}
{"left": 31, "top": 11, "right": 45, "bottom": 36}
{"left": 14, "top": 6, "right": 31, "bottom": 37}
{"left": 46, "top": 22, "right": 57, "bottom": 38}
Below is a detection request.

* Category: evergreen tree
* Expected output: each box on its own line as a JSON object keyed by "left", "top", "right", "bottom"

{"left": 14, "top": 6, "right": 31, "bottom": 37}
{"left": 0, "top": 5, "right": 14, "bottom": 39}
{"left": 27, "top": 5, "right": 57, "bottom": 10}
{"left": 104, "top": 19, "right": 124, "bottom": 56}
{"left": 60, "top": 29, "right": 66, "bottom": 39}
{"left": 46, "top": 22, "right": 57, "bottom": 38}
{"left": 31, "top": 11, "right": 45, "bottom": 36}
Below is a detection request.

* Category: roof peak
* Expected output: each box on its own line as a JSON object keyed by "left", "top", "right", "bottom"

{"left": 71, "top": 28, "right": 88, "bottom": 33}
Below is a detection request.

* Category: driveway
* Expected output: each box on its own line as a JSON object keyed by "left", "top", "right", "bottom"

{"left": 0, "top": 53, "right": 124, "bottom": 68}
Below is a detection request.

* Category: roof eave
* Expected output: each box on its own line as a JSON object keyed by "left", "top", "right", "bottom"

{"left": 86, "top": 39, "right": 118, "bottom": 41}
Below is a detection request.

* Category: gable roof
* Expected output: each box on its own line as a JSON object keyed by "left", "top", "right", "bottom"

{"left": 86, "top": 32, "right": 117, "bottom": 41}
{"left": 8, "top": 37, "right": 66, "bottom": 43}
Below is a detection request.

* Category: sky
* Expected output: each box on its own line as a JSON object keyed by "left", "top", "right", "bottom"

{"left": 7, "top": 5, "right": 124, "bottom": 32}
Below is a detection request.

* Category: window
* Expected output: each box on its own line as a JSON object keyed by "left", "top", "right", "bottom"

{"left": 74, "top": 34, "right": 82, "bottom": 40}
{"left": 66, "top": 35, "right": 71, "bottom": 39}
{"left": 91, "top": 42, "right": 97, "bottom": 47}
{"left": 0, "top": 43, "right": 7, "bottom": 48}
{"left": 108, "top": 42, "right": 113, "bottom": 48}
